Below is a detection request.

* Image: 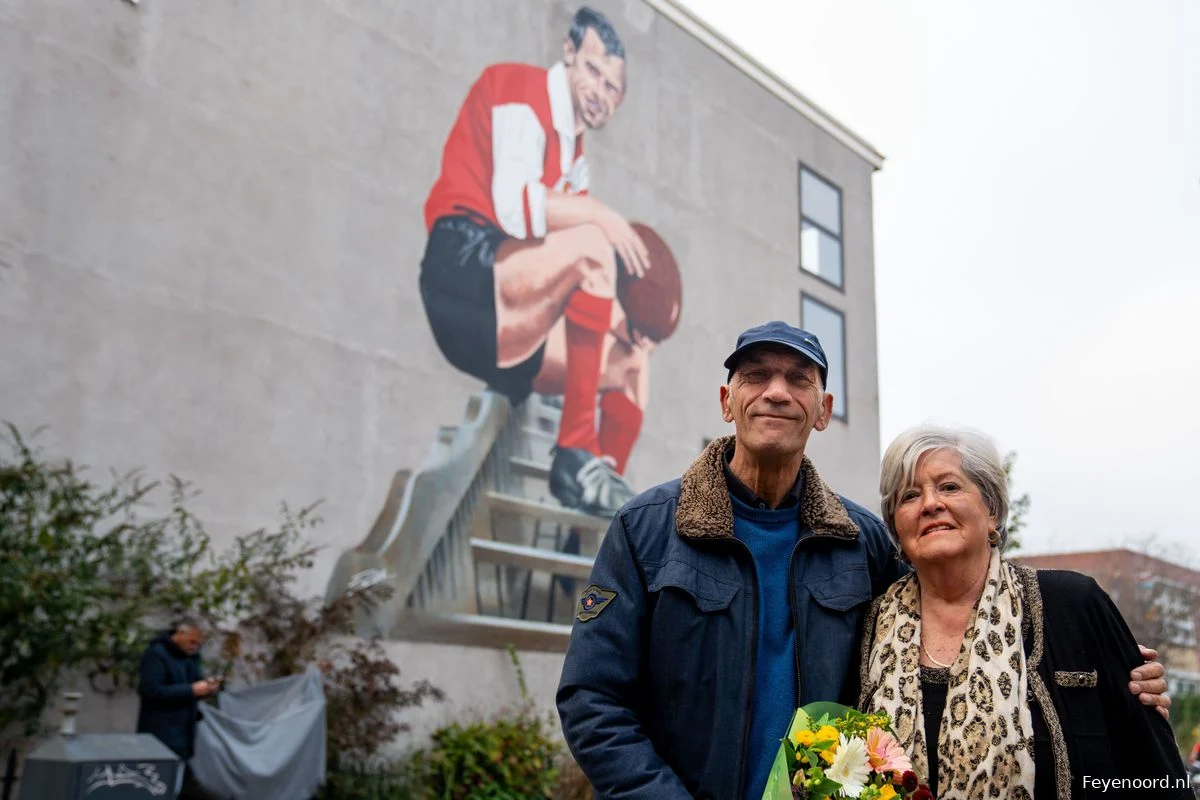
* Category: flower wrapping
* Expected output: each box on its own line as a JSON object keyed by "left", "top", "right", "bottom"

{"left": 760, "top": 702, "right": 935, "bottom": 800}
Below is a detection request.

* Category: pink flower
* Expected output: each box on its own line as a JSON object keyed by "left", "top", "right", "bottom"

{"left": 866, "top": 728, "right": 913, "bottom": 775}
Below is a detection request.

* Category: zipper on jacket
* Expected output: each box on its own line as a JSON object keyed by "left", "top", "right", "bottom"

{"left": 788, "top": 532, "right": 831, "bottom": 706}
{"left": 789, "top": 538, "right": 804, "bottom": 706}
{"left": 727, "top": 537, "right": 759, "bottom": 800}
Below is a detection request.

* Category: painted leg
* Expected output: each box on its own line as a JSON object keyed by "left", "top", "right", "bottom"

{"left": 598, "top": 338, "right": 652, "bottom": 474}
{"left": 598, "top": 393, "right": 642, "bottom": 476}
{"left": 493, "top": 224, "right": 613, "bottom": 369}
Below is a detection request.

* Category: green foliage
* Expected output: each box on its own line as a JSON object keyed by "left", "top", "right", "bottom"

{"left": 318, "top": 761, "right": 422, "bottom": 800}
{"left": 221, "top": 558, "right": 445, "bottom": 767}
{"left": 415, "top": 647, "right": 561, "bottom": 800}
{"left": 419, "top": 715, "right": 560, "bottom": 800}
{"left": 1002, "top": 450, "right": 1031, "bottom": 552}
{"left": 1169, "top": 693, "right": 1200, "bottom": 759}
{"left": 173, "top": 500, "right": 322, "bottom": 636}
{"left": 0, "top": 423, "right": 208, "bottom": 742}
{"left": 0, "top": 422, "right": 441, "bottom": 766}
{"left": 552, "top": 760, "right": 594, "bottom": 800}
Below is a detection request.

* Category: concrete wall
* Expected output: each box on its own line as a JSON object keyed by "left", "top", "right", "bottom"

{"left": 0, "top": 0, "right": 881, "bottom": 741}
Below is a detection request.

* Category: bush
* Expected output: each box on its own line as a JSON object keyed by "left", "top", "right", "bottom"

{"left": 210, "top": 525, "right": 444, "bottom": 768}
{"left": 552, "top": 759, "right": 593, "bottom": 800}
{"left": 420, "top": 714, "right": 559, "bottom": 800}
{"left": 319, "top": 760, "right": 421, "bottom": 800}
{"left": 416, "top": 647, "right": 562, "bottom": 800}
{"left": 0, "top": 424, "right": 213, "bottom": 744}
{"left": 1169, "top": 692, "right": 1200, "bottom": 758}
{"left": 0, "top": 422, "right": 442, "bottom": 767}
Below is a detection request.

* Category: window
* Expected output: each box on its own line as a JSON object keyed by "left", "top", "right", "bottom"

{"left": 801, "top": 294, "right": 847, "bottom": 421}
{"left": 799, "top": 166, "right": 844, "bottom": 288}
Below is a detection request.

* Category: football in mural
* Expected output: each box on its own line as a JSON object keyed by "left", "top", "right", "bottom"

{"left": 619, "top": 222, "right": 682, "bottom": 343}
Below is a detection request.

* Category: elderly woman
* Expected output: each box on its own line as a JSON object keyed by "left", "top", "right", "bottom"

{"left": 859, "top": 424, "right": 1189, "bottom": 800}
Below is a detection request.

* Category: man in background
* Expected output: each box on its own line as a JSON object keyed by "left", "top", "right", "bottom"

{"left": 136, "top": 619, "right": 220, "bottom": 797}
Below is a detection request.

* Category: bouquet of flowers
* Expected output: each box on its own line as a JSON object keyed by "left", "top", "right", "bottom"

{"left": 761, "top": 702, "right": 934, "bottom": 800}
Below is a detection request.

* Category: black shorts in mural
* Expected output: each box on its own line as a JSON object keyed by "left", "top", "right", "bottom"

{"left": 418, "top": 214, "right": 546, "bottom": 405}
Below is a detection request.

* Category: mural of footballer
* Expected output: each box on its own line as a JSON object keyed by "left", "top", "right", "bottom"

{"left": 420, "top": 7, "right": 680, "bottom": 517}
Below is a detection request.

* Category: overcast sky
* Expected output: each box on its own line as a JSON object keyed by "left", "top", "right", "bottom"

{"left": 678, "top": 0, "right": 1200, "bottom": 559}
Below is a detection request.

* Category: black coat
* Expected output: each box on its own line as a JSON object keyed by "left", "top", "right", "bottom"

{"left": 856, "top": 567, "right": 1190, "bottom": 799}
{"left": 1031, "top": 568, "right": 1190, "bottom": 799}
{"left": 136, "top": 632, "right": 204, "bottom": 759}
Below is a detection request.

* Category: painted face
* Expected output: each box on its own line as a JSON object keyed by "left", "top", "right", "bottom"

{"left": 893, "top": 449, "right": 997, "bottom": 569}
{"left": 562, "top": 28, "right": 625, "bottom": 131}
{"left": 171, "top": 627, "right": 206, "bottom": 656}
{"left": 720, "top": 346, "right": 832, "bottom": 461}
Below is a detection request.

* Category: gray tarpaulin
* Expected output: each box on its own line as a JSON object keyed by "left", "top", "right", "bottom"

{"left": 191, "top": 666, "right": 326, "bottom": 800}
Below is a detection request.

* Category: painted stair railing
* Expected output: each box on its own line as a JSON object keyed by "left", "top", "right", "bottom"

{"left": 324, "top": 391, "right": 609, "bottom": 652}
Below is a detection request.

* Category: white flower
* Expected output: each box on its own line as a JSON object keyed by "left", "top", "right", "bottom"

{"left": 826, "top": 733, "right": 871, "bottom": 798}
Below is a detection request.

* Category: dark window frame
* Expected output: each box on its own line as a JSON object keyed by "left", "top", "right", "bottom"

{"left": 800, "top": 292, "right": 849, "bottom": 423}
{"left": 798, "top": 163, "right": 846, "bottom": 292}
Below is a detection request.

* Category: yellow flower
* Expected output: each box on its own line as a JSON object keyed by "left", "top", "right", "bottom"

{"left": 792, "top": 729, "right": 817, "bottom": 747}
{"left": 820, "top": 747, "right": 837, "bottom": 764}
{"left": 816, "top": 725, "right": 839, "bottom": 743}
{"left": 878, "top": 785, "right": 897, "bottom": 800}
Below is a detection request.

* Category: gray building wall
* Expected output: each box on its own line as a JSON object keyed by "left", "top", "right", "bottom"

{"left": 0, "top": 0, "right": 882, "bottom": 744}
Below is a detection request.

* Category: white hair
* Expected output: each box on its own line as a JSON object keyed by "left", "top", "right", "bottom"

{"left": 879, "top": 424, "right": 1010, "bottom": 550}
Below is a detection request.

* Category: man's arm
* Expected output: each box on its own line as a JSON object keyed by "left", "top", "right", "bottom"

{"left": 556, "top": 512, "right": 692, "bottom": 799}
{"left": 544, "top": 192, "right": 649, "bottom": 277}
{"left": 137, "top": 650, "right": 201, "bottom": 703}
{"left": 1084, "top": 580, "right": 1190, "bottom": 795}
{"left": 487, "top": 102, "right": 645, "bottom": 280}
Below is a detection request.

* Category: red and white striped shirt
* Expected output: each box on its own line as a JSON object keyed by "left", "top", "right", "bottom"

{"left": 424, "top": 62, "right": 588, "bottom": 239}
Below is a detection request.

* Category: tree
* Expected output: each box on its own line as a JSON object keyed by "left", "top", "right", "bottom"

{"left": 0, "top": 423, "right": 210, "bottom": 744}
{"left": 1002, "top": 451, "right": 1031, "bottom": 552}
{"left": 211, "top": 528, "right": 445, "bottom": 767}
{"left": 0, "top": 423, "right": 441, "bottom": 765}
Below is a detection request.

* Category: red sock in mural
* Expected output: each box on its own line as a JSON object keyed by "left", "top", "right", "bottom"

{"left": 556, "top": 290, "right": 612, "bottom": 454}
{"left": 598, "top": 391, "right": 643, "bottom": 474}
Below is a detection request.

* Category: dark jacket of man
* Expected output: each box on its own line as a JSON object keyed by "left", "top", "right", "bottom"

{"left": 556, "top": 436, "right": 906, "bottom": 800}
{"left": 136, "top": 631, "right": 204, "bottom": 759}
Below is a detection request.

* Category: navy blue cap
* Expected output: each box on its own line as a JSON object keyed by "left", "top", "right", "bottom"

{"left": 723, "top": 320, "right": 828, "bottom": 384}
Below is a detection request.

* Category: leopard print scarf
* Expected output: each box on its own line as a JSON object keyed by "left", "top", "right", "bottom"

{"left": 860, "top": 550, "right": 1036, "bottom": 800}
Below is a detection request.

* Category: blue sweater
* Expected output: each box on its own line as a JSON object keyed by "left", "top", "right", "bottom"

{"left": 731, "top": 493, "right": 800, "bottom": 800}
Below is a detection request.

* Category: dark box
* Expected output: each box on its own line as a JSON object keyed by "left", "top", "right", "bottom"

{"left": 19, "top": 733, "right": 182, "bottom": 799}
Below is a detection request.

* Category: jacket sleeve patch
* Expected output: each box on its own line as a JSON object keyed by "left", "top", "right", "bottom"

{"left": 576, "top": 584, "right": 618, "bottom": 622}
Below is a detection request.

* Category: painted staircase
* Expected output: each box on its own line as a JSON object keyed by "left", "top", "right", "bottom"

{"left": 324, "top": 391, "right": 610, "bottom": 652}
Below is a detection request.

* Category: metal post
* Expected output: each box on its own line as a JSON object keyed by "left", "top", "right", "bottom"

{"left": 60, "top": 692, "right": 83, "bottom": 737}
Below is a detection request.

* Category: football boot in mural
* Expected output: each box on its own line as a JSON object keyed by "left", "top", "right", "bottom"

{"left": 549, "top": 446, "right": 634, "bottom": 516}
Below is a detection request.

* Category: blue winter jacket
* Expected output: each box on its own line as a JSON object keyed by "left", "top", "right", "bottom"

{"left": 136, "top": 632, "right": 204, "bottom": 759}
{"left": 557, "top": 436, "right": 906, "bottom": 799}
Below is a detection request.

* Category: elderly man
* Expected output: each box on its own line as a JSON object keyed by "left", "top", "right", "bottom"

{"left": 556, "top": 320, "right": 1170, "bottom": 800}
{"left": 137, "top": 619, "right": 221, "bottom": 796}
